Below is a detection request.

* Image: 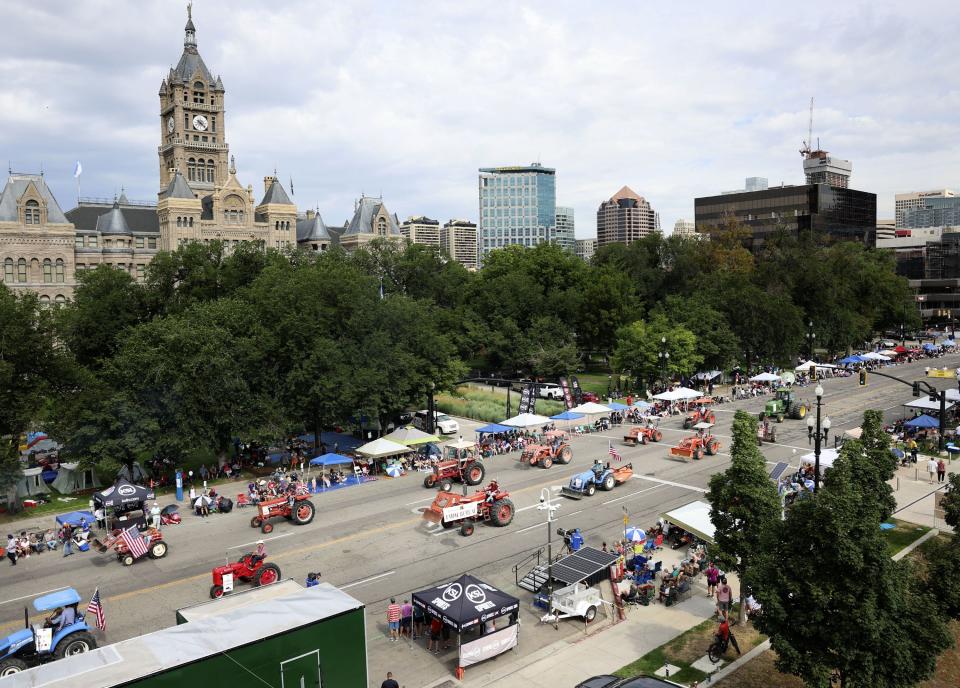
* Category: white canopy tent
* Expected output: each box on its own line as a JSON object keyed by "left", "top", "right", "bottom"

{"left": 904, "top": 398, "right": 955, "bottom": 413}
{"left": 860, "top": 352, "right": 891, "bottom": 361}
{"left": 660, "top": 500, "right": 716, "bottom": 545}
{"left": 569, "top": 402, "right": 612, "bottom": 415}
{"left": 381, "top": 426, "right": 439, "bottom": 446}
{"left": 652, "top": 387, "right": 701, "bottom": 402}
{"left": 50, "top": 462, "right": 101, "bottom": 494}
{"left": 749, "top": 372, "right": 781, "bottom": 383}
{"left": 500, "top": 413, "right": 552, "bottom": 428}
{"left": 800, "top": 448, "right": 840, "bottom": 470}
{"left": 878, "top": 350, "right": 898, "bottom": 357}
{"left": 354, "top": 437, "right": 413, "bottom": 458}
{"left": 15, "top": 466, "right": 51, "bottom": 499}
{"left": 947, "top": 389, "right": 960, "bottom": 402}
{"left": 794, "top": 361, "right": 836, "bottom": 372}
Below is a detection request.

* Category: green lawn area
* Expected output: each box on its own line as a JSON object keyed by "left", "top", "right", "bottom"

{"left": 880, "top": 517, "right": 931, "bottom": 555}
{"left": 436, "top": 386, "right": 566, "bottom": 422}
{"left": 572, "top": 372, "right": 630, "bottom": 396}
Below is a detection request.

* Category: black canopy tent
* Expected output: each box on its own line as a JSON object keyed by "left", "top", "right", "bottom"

{"left": 412, "top": 573, "right": 519, "bottom": 633}
{"left": 93, "top": 478, "right": 155, "bottom": 510}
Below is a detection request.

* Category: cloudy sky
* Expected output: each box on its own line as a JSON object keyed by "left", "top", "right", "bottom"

{"left": 2, "top": 0, "right": 959, "bottom": 236}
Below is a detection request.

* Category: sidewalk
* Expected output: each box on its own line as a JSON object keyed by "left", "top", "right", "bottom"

{"left": 891, "top": 459, "right": 955, "bottom": 532}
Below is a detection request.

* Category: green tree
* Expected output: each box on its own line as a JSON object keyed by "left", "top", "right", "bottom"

{"left": 610, "top": 315, "right": 701, "bottom": 387}
{"left": 655, "top": 295, "right": 740, "bottom": 371}
{"left": 706, "top": 410, "right": 781, "bottom": 623}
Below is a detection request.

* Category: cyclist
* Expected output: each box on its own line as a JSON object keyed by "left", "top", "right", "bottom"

{"left": 713, "top": 617, "right": 741, "bottom": 658}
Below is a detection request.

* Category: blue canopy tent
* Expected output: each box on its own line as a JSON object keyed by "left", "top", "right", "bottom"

{"left": 922, "top": 343, "right": 938, "bottom": 351}
{"left": 632, "top": 400, "right": 652, "bottom": 409}
{"left": 308, "top": 453, "right": 355, "bottom": 466}
{"left": 606, "top": 402, "right": 630, "bottom": 411}
{"left": 838, "top": 355, "right": 864, "bottom": 365}
{"left": 550, "top": 411, "right": 585, "bottom": 421}
{"left": 475, "top": 423, "right": 514, "bottom": 434}
{"left": 906, "top": 414, "right": 940, "bottom": 429}
{"left": 307, "top": 453, "right": 362, "bottom": 493}
{"left": 56, "top": 511, "right": 95, "bottom": 528}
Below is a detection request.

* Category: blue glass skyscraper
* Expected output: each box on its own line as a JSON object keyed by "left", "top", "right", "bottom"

{"left": 478, "top": 163, "right": 556, "bottom": 264}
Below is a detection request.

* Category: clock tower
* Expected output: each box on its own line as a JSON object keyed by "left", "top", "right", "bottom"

{"left": 157, "top": 3, "right": 228, "bottom": 195}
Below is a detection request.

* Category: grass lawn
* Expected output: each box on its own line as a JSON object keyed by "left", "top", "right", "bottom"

{"left": 879, "top": 517, "right": 931, "bottom": 555}
{"left": 436, "top": 386, "right": 566, "bottom": 423}
{"left": 572, "top": 372, "right": 630, "bottom": 396}
{"left": 614, "top": 613, "right": 766, "bottom": 685}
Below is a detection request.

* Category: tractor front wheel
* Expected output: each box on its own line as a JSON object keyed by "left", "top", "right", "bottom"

{"left": 798, "top": 405, "right": 807, "bottom": 419}
{"left": 440, "top": 480, "right": 454, "bottom": 493}
{"left": 460, "top": 522, "right": 475, "bottom": 537}
{"left": 602, "top": 474, "right": 616, "bottom": 491}
{"left": 210, "top": 584, "right": 225, "bottom": 599}
{"left": 693, "top": 448, "right": 703, "bottom": 461}
{"left": 423, "top": 475, "right": 436, "bottom": 489}
{"left": 0, "top": 658, "right": 28, "bottom": 676}
{"left": 654, "top": 430, "right": 663, "bottom": 442}
{"left": 683, "top": 419, "right": 692, "bottom": 430}
{"left": 261, "top": 522, "right": 274, "bottom": 534}
{"left": 149, "top": 541, "right": 168, "bottom": 559}
{"left": 490, "top": 499, "right": 515, "bottom": 527}
{"left": 255, "top": 563, "right": 281, "bottom": 586}
{"left": 250, "top": 516, "right": 262, "bottom": 529}
{"left": 291, "top": 501, "right": 316, "bottom": 526}
{"left": 776, "top": 414, "right": 784, "bottom": 423}
{"left": 640, "top": 434, "right": 648, "bottom": 445}
{"left": 121, "top": 554, "right": 135, "bottom": 566}
{"left": 540, "top": 456, "right": 553, "bottom": 469}
{"left": 464, "top": 462, "right": 485, "bottom": 486}
{"left": 585, "top": 483, "right": 597, "bottom": 497}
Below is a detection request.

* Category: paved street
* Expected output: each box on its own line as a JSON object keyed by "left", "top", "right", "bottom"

{"left": 2, "top": 354, "right": 958, "bottom": 687}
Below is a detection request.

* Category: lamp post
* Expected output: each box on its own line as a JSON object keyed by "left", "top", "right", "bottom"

{"left": 658, "top": 337, "right": 670, "bottom": 387}
{"left": 806, "top": 321, "right": 816, "bottom": 362}
{"left": 427, "top": 382, "right": 436, "bottom": 434}
{"left": 806, "top": 384, "right": 831, "bottom": 493}
{"left": 537, "top": 487, "right": 561, "bottom": 604}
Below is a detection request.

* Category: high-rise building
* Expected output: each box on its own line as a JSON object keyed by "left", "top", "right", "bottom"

{"left": 896, "top": 190, "right": 956, "bottom": 228}
{"left": 672, "top": 218, "right": 697, "bottom": 238}
{"left": 441, "top": 219, "right": 478, "bottom": 270}
{"left": 478, "top": 163, "right": 556, "bottom": 262}
{"left": 722, "top": 177, "right": 769, "bottom": 195}
{"left": 575, "top": 238, "right": 597, "bottom": 262}
{"left": 802, "top": 150, "right": 852, "bottom": 188}
{"left": 595, "top": 186, "right": 658, "bottom": 248}
{"left": 400, "top": 216, "right": 441, "bottom": 247}
{"left": 554, "top": 206, "right": 575, "bottom": 252}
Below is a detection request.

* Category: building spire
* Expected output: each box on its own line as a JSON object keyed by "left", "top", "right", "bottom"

{"left": 184, "top": 1, "right": 197, "bottom": 50}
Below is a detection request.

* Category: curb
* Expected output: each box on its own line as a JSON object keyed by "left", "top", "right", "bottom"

{"left": 703, "top": 638, "right": 771, "bottom": 683}
{"left": 892, "top": 527, "right": 939, "bottom": 561}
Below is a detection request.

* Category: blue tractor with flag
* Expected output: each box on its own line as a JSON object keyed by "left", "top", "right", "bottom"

{"left": 0, "top": 588, "right": 98, "bottom": 676}
{"left": 561, "top": 460, "right": 633, "bottom": 498}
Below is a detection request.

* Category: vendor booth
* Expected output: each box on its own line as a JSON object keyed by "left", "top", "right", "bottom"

{"left": 659, "top": 500, "right": 716, "bottom": 545}
{"left": 904, "top": 398, "right": 955, "bottom": 413}
{"left": 355, "top": 437, "right": 412, "bottom": 476}
{"left": 652, "top": 387, "right": 701, "bottom": 402}
{"left": 749, "top": 372, "right": 782, "bottom": 383}
{"left": 382, "top": 426, "right": 439, "bottom": 446}
{"left": 93, "top": 478, "right": 155, "bottom": 530}
{"left": 500, "top": 413, "right": 552, "bottom": 429}
{"left": 800, "top": 448, "right": 840, "bottom": 471}
{"left": 307, "top": 453, "right": 360, "bottom": 491}
{"left": 474, "top": 423, "right": 514, "bottom": 435}
{"left": 413, "top": 574, "right": 520, "bottom": 675}
{"left": 50, "top": 462, "right": 101, "bottom": 494}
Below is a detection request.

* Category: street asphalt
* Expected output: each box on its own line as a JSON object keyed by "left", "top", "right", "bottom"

{"left": 2, "top": 353, "right": 958, "bottom": 687}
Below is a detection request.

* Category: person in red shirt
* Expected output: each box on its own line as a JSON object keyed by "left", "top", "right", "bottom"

{"left": 715, "top": 618, "right": 741, "bottom": 656}
{"left": 428, "top": 617, "right": 442, "bottom": 654}
{"left": 386, "top": 598, "right": 401, "bottom": 642}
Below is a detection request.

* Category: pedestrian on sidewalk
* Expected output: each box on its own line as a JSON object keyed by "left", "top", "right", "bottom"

{"left": 6, "top": 534, "right": 17, "bottom": 566}
{"left": 927, "top": 457, "right": 938, "bottom": 484}
{"left": 381, "top": 672, "right": 399, "bottom": 688}
{"left": 937, "top": 458, "right": 946, "bottom": 483}
{"left": 400, "top": 599, "right": 412, "bottom": 639}
{"left": 386, "top": 598, "right": 401, "bottom": 642}
{"left": 716, "top": 577, "right": 732, "bottom": 619}
{"left": 61, "top": 524, "right": 74, "bottom": 557}
{"left": 705, "top": 562, "right": 719, "bottom": 598}
{"left": 428, "top": 617, "right": 441, "bottom": 654}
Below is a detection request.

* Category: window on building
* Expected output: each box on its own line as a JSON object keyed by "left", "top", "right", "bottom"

{"left": 39, "top": 295, "right": 50, "bottom": 305}
{"left": 17, "top": 258, "right": 27, "bottom": 282}
{"left": 136, "top": 264, "right": 145, "bottom": 281}
{"left": 177, "top": 217, "right": 182, "bottom": 228}
{"left": 189, "top": 217, "right": 194, "bottom": 227}
{"left": 3, "top": 258, "right": 13, "bottom": 283}
{"left": 211, "top": 116, "right": 216, "bottom": 132}
{"left": 55, "top": 259, "right": 64, "bottom": 283}
{"left": 193, "top": 81, "right": 205, "bottom": 104}
{"left": 377, "top": 217, "right": 387, "bottom": 236}
{"left": 89, "top": 235, "right": 97, "bottom": 248}
{"left": 206, "top": 160, "right": 214, "bottom": 183}
{"left": 187, "top": 158, "right": 196, "bottom": 181}
{"left": 42, "top": 259, "right": 52, "bottom": 283}
{"left": 76, "top": 264, "right": 85, "bottom": 271}
{"left": 135, "top": 236, "right": 144, "bottom": 249}
{"left": 184, "top": 112, "right": 189, "bottom": 130}
{"left": 148, "top": 237, "right": 157, "bottom": 249}
{"left": 54, "top": 295, "right": 66, "bottom": 305}
{"left": 75, "top": 235, "right": 84, "bottom": 248}
{"left": 24, "top": 200, "right": 40, "bottom": 225}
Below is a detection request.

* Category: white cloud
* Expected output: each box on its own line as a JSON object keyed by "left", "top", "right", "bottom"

{"left": 1, "top": 0, "right": 958, "bottom": 234}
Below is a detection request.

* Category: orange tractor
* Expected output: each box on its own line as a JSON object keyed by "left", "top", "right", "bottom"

{"left": 250, "top": 493, "right": 315, "bottom": 534}
{"left": 623, "top": 424, "right": 663, "bottom": 446}
{"left": 669, "top": 422, "right": 721, "bottom": 460}
{"left": 683, "top": 399, "right": 716, "bottom": 429}
{"left": 520, "top": 431, "right": 573, "bottom": 469}
{"left": 423, "top": 439, "right": 486, "bottom": 491}
{"left": 422, "top": 481, "right": 514, "bottom": 536}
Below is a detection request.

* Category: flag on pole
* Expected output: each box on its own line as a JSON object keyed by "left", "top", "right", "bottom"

{"left": 119, "top": 526, "right": 148, "bottom": 560}
{"left": 608, "top": 440, "right": 622, "bottom": 463}
{"left": 86, "top": 587, "right": 106, "bottom": 631}
{"left": 73, "top": 161, "right": 82, "bottom": 178}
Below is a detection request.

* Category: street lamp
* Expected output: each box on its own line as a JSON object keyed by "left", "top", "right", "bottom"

{"left": 658, "top": 337, "right": 670, "bottom": 387}
{"left": 806, "top": 384, "right": 831, "bottom": 493}
{"left": 806, "top": 321, "right": 816, "bottom": 362}
{"left": 537, "top": 487, "right": 561, "bottom": 605}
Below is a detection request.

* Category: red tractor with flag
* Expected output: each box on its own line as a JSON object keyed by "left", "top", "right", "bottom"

{"left": 93, "top": 527, "right": 169, "bottom": 566}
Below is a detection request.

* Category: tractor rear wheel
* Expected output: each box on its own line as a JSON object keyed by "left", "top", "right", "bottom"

{"left": 210, "top": 584, "right": 224, "bottom": 599}
{"left": 776, "top": 414, "right": 784, "bottom": 423}
{"left": 423, "top": 475, "right": 436, "bottom": 489}
{"left": 693, "top": 448, "right": 703, "bottom": 461}
{"left": 460, "top": 522, "right": 475, "bottom": 537}
{"left": 261, "top": 522, "right": 274, "bottom": 534}
{"left": 0, "top": 658, "right": 28, "bottom": 676}
{"left": 255, "top": 563, "right": 281, "bottom": 586}
{"left": 250, "top": 516, "right": 262, "bottom": 528}
{"left": 558, "top": 447, "right": 572, "bottom": 464}
{"left": 602, "top": 474, "right": 616, "bottom": 491}
{"left": 640, "top": 434, "right": 648, "bottom": 445}
{"left": 53, "top": 631, "right": 96, "bottom": 659}
{"left": 540, "top": 456, "right": 553, "bottom": 469}
{"left": 654, "top": 430, "right": 662, "bottom": 442}
{"left": 440, "top": 480, "right": 454, "bottom": 492}
{"left": 292, "top": 501, "right": 315, "bottom": 525}
{"left": 149, "top": 541, "right": 168, "bottom": 559}
{"left": 490, "top": 499, "right": 515, "bottom": 527}
{"left": 707, "top": 441, "right": 719, "bottom": 456}
{"left": 441, "top": 518, "right": 454, "bottom": 529}
{"left": 464, "top": 462, "right": 485, "bottom": 486}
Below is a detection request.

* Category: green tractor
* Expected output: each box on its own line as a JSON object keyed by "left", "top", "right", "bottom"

{"left": 760, "top": 389, "right": 809, "bottom": 423}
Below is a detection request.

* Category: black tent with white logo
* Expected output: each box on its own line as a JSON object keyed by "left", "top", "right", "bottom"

{"left": 412, "top": 573, "right": 519, "bottom": 633}
{"left": 93, "top": 478, "right": 155, "bottom": 510}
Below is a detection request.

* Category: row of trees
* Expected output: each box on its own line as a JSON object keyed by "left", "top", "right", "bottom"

{"left": 707, "top": 410, "right": 958, "bottom": 687}
{"left": 1, "top": 230, "right": 917, "bottom": 482}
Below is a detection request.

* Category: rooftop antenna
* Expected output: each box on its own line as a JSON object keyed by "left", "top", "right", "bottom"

{"left": 800, "top": 96, "right": 814, "bottom": 157}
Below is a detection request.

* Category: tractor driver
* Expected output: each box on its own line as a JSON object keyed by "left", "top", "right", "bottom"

{"left": 45, "top": 605, "right": 76, "bottom": 632}
{"left": 592, "top": 460, "right": 604, "bottom": 480}
{"left": 485, "top": 481, "right": 500, "bottom": 503}
{"left": 251, "top": 539, "right": 266, "bottom": 565}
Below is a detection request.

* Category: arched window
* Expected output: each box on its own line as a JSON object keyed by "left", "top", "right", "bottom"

{"left": 193, "top": 81, "right": 205, "bottom": 104}
{"left": 377, "top": 217, "right": 387, "bottom": 236}
{"left": 54, "top": 295, "right": 66, "bottom": 305}
{"left": 275, "top": 221, "right": 279, "bottom": 231}
{"left": 3, "top": 258, "right": 13, "bottom": 282}
{"left": 39, "top": 295, "right": 50, "bottom": 305}
{"left": 189, "top": 217, "right": 194, "bottom": 227}
{"left": 25, "top": 200, "right": 40, "bottom": 225}
{"left": 187, "top": 158, "right": 196, "bottom": 181}
{"left": 206, "top": 160, "right": 215, "bottom": 183}
{"left": 177, "top": 217, "right": 182, "bottom": 227}
{"left": 42, "top": 259, "right": 52, "bottom": 283}
{"left": 55, "top": 259, "right": 64, "bottom": 283}
{"left": 17, "top": 258, "right": 27, "bottom": 282}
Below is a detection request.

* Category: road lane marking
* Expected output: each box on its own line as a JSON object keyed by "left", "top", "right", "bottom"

{"left": 404, "top": 496, "right": 435, "bottom": 506}
{"left": 0, "top": 586, "right": 69, "bottom": 607}
{"left": 629, "top": 475, "right": 707, "bottom": 493}
{"left": 229, "top": 531, "right": 295, "bottom": 550}
{"left": 602, "top": 484, "right": 664, "bottom": 505}
{"left": 341, "top": 571, "right": 395, "bottom": 589}
{"left": 513, "top": 523, "right": 544, "bottom": 535}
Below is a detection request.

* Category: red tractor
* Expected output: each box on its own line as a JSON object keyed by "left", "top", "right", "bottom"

{"left": 520, "top": 431, "right": 573, "bottom": 469}
{"left": 93, "top": 527, "right": 168, "bottom": 566}
{"left": 670, "top": 422, "right": 721, "bottom": 460}
{"left": 683, "top": 399, "right": 716, "bottom": 429}
{"left": 422, "top": 482, "right": 514, "bottom": 536}
{"left": 623, "top": 425, "right": 663, "bottom": 446}
{"left": 423, "top": 439, "right": 486, "bottom": 491}
{"left": 209, "top": 553, "right": 281, "bottom": 598}
{"left": 250, "top": 494, "right": 315, "bottom": 534}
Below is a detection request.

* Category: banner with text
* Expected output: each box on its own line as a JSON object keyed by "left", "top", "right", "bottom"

{"left": 459, "top": 623, "right": 519, "bottom": 668}
{"left": 518, "top": 383, "right": 537, "bottom": 415}
{"left": 570, "top": 376, "right": 583, "bottom": 404}
{"left": 559, "top": 377, "right": 574, "bottom": 410}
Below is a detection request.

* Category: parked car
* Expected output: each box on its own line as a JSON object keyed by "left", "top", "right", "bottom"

{"left": 414, "top": 410, "right": 459, "bottom": 435}
{"left": 879, "top": 339, "right": 896, "bottom": 348}
{"left": 576, "top": 676, "right": 682, "bottom": 688}
{"left": 537, "top": 383, "right": 564, "bottom": 400}
{"left": 580, "top": 391, "right": 600, "bottom": 403}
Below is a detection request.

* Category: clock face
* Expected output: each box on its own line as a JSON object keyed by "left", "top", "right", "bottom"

{"left": 192, "top": 115, "right": 208, "bottom": 132}
{"left": 166, "top": 116, "right": 175, "bottom": 133}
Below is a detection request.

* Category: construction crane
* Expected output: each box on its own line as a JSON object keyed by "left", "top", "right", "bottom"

{"left": 800, "top": 97, "right": 814, "bottom": 157}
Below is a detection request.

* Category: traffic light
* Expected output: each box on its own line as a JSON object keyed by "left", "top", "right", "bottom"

{"left": 859, "top": 368, "right": 868, "bottom": 386}
{"left": 912, "top": 382, "right": 921, "bottom": 397}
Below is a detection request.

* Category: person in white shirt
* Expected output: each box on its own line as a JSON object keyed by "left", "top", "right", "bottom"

{"left": 927, "top": 457, "right": 938, "bottom": 484}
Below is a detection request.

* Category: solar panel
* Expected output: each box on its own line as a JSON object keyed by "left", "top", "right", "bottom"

{"left": 769, "top": 461, "right": 789, "bottom": 482}
{"left": 550, "top": 546, "right": 620, "bottom": 586}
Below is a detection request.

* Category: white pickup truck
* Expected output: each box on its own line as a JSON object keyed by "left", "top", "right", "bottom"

{"left": 414, "top": 410, "right": 459, "bottom": 435}
{"left": 537, "top": 383, "right": 564, "bottom": 400}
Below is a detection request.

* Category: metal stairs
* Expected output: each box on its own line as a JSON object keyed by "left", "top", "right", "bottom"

{"left": 518, "top": 564, "right": 550, "bottom": 592}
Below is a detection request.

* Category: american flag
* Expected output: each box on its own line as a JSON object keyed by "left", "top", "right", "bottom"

{"left": 119, "top": 526, "right": 147, "bottom": 560}
{"left": 608, "top": 441, "right": 622, "bottom": 463}
{"left": 86, "top": 587, "right": 105, "bottom": 631}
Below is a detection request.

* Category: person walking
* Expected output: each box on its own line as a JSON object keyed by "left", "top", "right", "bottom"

{"left": 381, "top": 672, "right": 399, "bottom": 688}
{"left": 6, "top": 534, "right": 17, "bottom": 566}
{"left": 937, "top": 458, "right": 946, "bottom": 484}
{"left": 400, "top": 599, "right": 412, "bottom": 640}
{"left": 428, "top": 617, "right": 442, "bottom": 654}
{"left": 386, "top": 598, "right": 401, "bottom": 642}
{"left": 705, "top": 562, "right": 719, "bottom": 598}
{"left": 716, "top": 577, "right": 732, "bottom": 619}
{"left": 61, "top": 525, "right": 74, "bottom": 557}
{"left": 927, "top": 457, "right": 938, "bottom": 484}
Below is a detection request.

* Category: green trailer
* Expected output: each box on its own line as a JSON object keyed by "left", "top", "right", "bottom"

{"left": 7, "top": 582, "right": 367, "bottom": 688}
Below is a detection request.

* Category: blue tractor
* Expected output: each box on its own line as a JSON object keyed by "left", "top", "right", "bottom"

{"left": 561, "top": 461, "right": 633, "bottom": 499}
{"left": 0, "top": 588, "right": 98, "bottom": 676}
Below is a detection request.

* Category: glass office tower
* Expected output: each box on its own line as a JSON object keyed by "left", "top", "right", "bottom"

{"left": 478, "top": 163, "right": 556, "bottom": 264}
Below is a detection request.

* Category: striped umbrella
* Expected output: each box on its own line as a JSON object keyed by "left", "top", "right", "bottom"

{"left": 385, "top": 464, "right": 404, "bottom": 478}
{"left": 625, "top": 526, "right": 646, "bottom": 542}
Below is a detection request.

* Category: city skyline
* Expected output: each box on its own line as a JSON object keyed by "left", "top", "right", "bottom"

{"left": 2, "top": 1, "right": 959, "bottom": 238}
